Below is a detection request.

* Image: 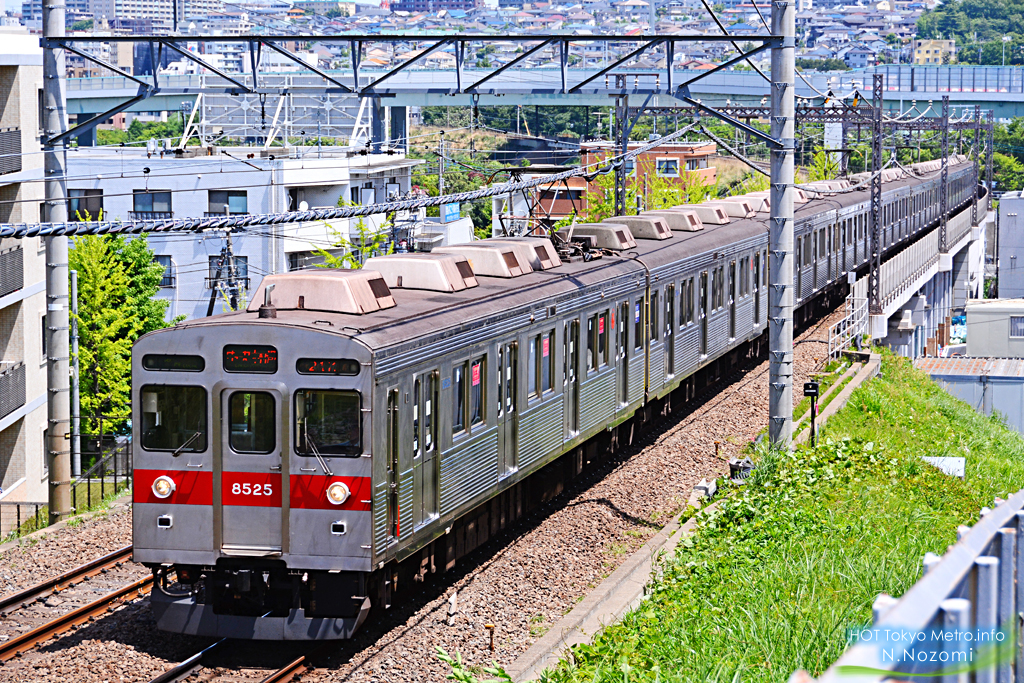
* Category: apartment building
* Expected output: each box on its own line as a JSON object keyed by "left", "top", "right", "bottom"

{"left": 520, "top": 140, "right": 718, "bottom": 226}
{"left": 0, "top": 30, "right": 49, "bottom": 505}
{"left": 65, "top": 145, "right": 423, "bottom": 321}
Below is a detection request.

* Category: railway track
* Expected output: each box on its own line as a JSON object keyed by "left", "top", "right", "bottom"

{"left": 0, "top": 544, "right": 133, "bottom": 618}
{"left": 0, "top": 574, "right": 152, "bottom": 662}
{"left": 148, "top": 639, "right": 331, "bottom": 683}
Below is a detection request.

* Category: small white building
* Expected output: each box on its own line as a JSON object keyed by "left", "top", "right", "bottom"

{"left": 966, "top": 299, "right": 1024, "bottom": 357}
{"left": 0, "top": 28, "right": 49, "bottom": 509}
{"left": 65, "top": 145, "right": 425, "bottom": 321}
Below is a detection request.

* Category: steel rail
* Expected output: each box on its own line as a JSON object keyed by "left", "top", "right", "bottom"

{"left": 147, "top": 638, "right": 228, "bottom": 683}
{"left": 259, "top": 643, "right": 335, "bottom": 683}
{"left": 0, "top": 544, "right": 133, "bottom": 617}
{"left": 0, "top": 574, "right": 152, "bottom": 661}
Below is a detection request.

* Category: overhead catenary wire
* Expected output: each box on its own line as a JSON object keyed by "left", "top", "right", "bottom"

{"left": 0, "top": 120, "right": 702, "bottom": 238}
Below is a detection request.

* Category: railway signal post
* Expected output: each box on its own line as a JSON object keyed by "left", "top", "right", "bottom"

{"left": 769, "top": 0, "right": 796, "bottom": 446}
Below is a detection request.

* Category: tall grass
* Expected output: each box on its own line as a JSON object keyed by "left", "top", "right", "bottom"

{"left": 537, "top": 351, "right": 1024, "bottom": 682}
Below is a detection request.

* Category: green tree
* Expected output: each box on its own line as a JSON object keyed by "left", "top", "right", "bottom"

{"left": 69, "top": 235, "right": 170, "bottom": 431}
{"left": 312, "top": 203, "right": 395, "bottom": 268}
{"left": 994, "top": 152, "right": 1024, "bottom": 190}
{"left": 808, "top": 146, "right": 840, "bottom": 182}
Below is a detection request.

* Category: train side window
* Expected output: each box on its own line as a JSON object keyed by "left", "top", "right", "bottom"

{"left": 650, "top": 292, "right": 659, "bottom": 341}
{"left": 634, "top": 301, "right": 643, "bottom": 351}
{"left": 452, "top": 362, "right": 466, "bottom": 435}
{"left": 542, "top": 332, "right": 554, "bottom": 393}
{"left": 665, "top": 289, "right": 674, "bottom": 335}
{"left": 413, "top": 379, "right": 420, "bottom": 454}
{"left": 818, "top": 230, "right": 826, "bottom": 259}
{"left": 140, "top": 385, "right": 207, "bottom": 453}
{"left": 469, "top": 356, "right": 485, "bottom": 427}
{"left": 295, "top": 389, "right": 361, "bottom": 456}
{"left": 229, "top": 391, "right": 275, "bottom": 454}
{"left": 587, "top": 314, "right": 597, "bottom": 372}
{"left": 424, "top": 373, "right": 436, "bottom": 454}
{"left": 528, "top": 336, "right": 539, "bottom": 397}
{"left": 598, "top": 311, "right": 609, "bottom": 367}
{"left": 711, "top": 270, "right": 720, "bottom": 311}
{"left": 762, "top": 252, "right": 767, "bottom": 287}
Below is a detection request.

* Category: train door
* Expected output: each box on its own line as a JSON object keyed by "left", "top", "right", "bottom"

{"left": 385, "top": 388, "right": 400, "bottom": 543}
{"left": 413, "top": 372, "right": 438, "bottom": 529}
{"left": 665, "top": 284, "right": 675, "bottom": 377}
{"left": 497, "top": 342, "right": 518, "bottom": 479}
{"left": 218, "top": 387, "right": 284, "bottom": 554}
{"left": 563, "top": 319, "right": 579, "bottom": 435}
{"left": 728, "top": 261, "right": 737, "bottom": 339}
{"left": 618, "top": 302, "right": 628, "bottom": 405}
{"left": 699, "top": 271, "right": 708, "bottom": 357}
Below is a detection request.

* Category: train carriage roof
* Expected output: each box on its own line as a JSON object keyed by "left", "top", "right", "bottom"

{"left": 159, "top": 161, "right": 975, "bottom": 354}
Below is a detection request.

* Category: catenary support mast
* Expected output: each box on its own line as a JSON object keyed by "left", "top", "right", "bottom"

{"left": 768, "top": 0, "right": 795, "bottom": 446}
{"left": 43, "top": 0, "right": 71, "bottom": 524}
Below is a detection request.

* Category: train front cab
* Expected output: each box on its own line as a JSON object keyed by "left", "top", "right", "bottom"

{"left": 132, "top": 320, "right": 375, "bottom": 640}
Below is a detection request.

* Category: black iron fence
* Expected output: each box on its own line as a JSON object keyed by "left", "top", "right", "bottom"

{"left": 0, "top": 502, "right": 46, "bottom": 539}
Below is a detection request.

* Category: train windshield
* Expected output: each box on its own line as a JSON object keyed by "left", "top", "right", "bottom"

{"left": 140, "top": 385, "right": 208, "bottom": 452}
{"left": 295, "top": 390, "right": 361, "bottom": 457}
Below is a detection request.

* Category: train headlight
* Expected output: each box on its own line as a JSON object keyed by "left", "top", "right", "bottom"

{"left": 326, "top": 481, "right": 350, "bottom": 505}
{"left": 152, "top": 475, "right": 176, "bottom": 499}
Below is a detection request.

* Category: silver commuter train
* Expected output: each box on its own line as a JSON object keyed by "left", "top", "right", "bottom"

{"left": 132, "top": 157, "right": 978, "bottom": 639}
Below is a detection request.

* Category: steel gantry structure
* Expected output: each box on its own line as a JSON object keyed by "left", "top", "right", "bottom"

{"left": 30, "top": 11, "right": 801, "bottom": 521}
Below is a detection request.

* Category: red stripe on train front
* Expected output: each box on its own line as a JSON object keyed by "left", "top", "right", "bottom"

{"left": 134, "top": 470, "right": 371, "bottom": 511}
{"left": 289, "top": 475, "right": 372, "bottom": 511}
{"left": 134, "top": 469, "right": 213, "bottom": 505}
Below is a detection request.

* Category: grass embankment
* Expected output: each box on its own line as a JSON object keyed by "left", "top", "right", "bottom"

{"left": 536, "top": 351, "right": 1024, "bottom": 682}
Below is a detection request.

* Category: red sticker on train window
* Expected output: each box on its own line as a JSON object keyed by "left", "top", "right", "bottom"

{"left": 472, "top": 363, "right": 481, "bottom": 386}
{"left": 599, "top": 317, "right": 605, "bottom": 334}
{"left": 543, "top": 337, "right": 549, "bottom": 357}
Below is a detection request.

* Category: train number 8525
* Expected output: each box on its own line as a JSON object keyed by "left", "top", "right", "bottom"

{"left": 231, "top": 482, "right": 273, "bottom": 496}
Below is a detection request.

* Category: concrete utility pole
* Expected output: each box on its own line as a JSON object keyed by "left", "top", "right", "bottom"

{"left": 768, "top": 0, "right": 796, "bottom": 446}
{"left": 869, "top": 75, "right": 883, "bottom": 315}
{"left": 43, "top": 0, "right": 71, "bottom": 524}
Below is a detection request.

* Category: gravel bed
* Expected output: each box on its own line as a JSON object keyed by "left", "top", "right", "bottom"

{"left": 0, "top": 308, "right": 846, "bottom": 683}
{"left": 0, "top": 502, "right": 133, "bottom": 596}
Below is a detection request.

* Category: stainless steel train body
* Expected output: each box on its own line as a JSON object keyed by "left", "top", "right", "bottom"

{"left": 133, "top": 160, "right": 978, "bottom": 639}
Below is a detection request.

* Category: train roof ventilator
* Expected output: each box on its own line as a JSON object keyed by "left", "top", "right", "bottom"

{"left": 364, "top": 253, "right": 479, "bottom": 292}
{"left": 641, "top": 209, "right": 704, "bottom": 232}
{"left": 434, "top": 244, "right": 533, "bottom": 278}
{"left": 601, "top": 216, "right": 672, "bottom": 240}
{"left": 486, "top": 237, "right": 562, "bottom": 270}
{"left": 248, "top": 270, "right": 396, "bottom": 315}
{"left": 558, "top": 223, "right": 637, "bottom": 250}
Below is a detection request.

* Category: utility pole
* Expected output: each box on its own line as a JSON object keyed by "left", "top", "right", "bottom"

{"left": 972, "top": 104, "right": 980, "bottom": 227}
{"left": 869, "top": 75, "right": 883, "bottom": 316}
{"left": 614, "top": 97, "right": 627, "bottom": 216}
{"left": 438, "top": 132, "right": 446, "bottom": 224}
{"left": 768, "top": 0, "right": 796, "bottom": 446}
{"left": 939, "top": 96, "right": 949, "bottom": 253}
{"left": 43, "top": 0, "right": 71, "bottom": 525}
{"left": 225, "top": 232, "right": 239, "bottom": 311}
{"left": 70, "top": 271, "right": 80, "bottom": 479}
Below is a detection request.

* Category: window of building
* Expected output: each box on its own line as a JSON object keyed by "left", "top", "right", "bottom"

{"left": 69, "top": 189, "right": 103, "bottom": 221}
{"left": 686, "top": 158, "right": 701, "bottom": 171}
{"left": 1011, "top": 317, "right": 1024, "bottom": 338}
{"left": 133, "top": 190, "right": 172, "bottom": 214}
{"left": 208, "top": 190, "right": 248, "bottom": 215}
{"left": 208, "top": 255, "right": 249, "bottom": 281}
{"left": 154, "top": 255, "right": 173, "bottom": 287}
{"left": 656, "top": 158, "right": 680, "bottom": 177}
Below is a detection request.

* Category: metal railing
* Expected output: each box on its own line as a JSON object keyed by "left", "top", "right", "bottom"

{"left": 0, "top": 128, "right": 21, "bottom": 176}
{"left": 809, "top": 489, "right": 1024, "bottom": 682}
{"left": 869, "top": 64, "right": 1024, "bottom": 94}
{"left": 0, "top": 502, "right": 47, "bottom": 539}
{"left": 70, "top": 439, "right": 131, "bottom": 515}
{"left": 0, "top": 362, "right": 25, "bottom": 421}
{"left": 0, "top": 246, "right": 24, "bottom": 299}
{"left": 828, "top": 297, "right": 868, "bottom": 360}
{"left": 128, "top": 211, "right": 174, "bottom": 220}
